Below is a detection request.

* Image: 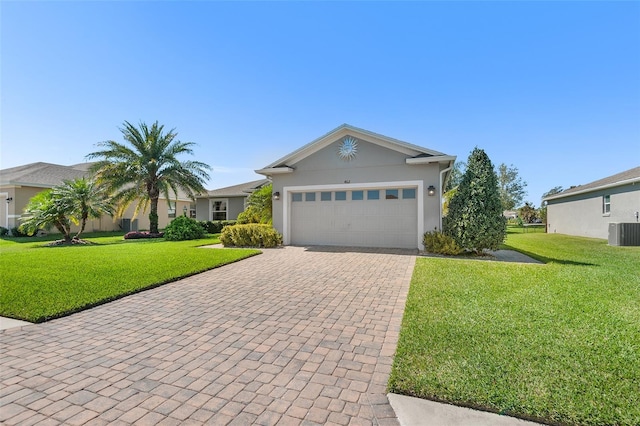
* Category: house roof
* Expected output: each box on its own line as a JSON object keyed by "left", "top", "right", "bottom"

{"left": 544, "top": 166, "right": 640, "bottom": 201}
{"left": 0, "top": 162, "right": 92, "bottom": 188}
{"left": 204, "top": 179, "right": 270, "bottom": 198}
{"left": 256, "top": 124, "right": 454, "bottom": 175}
{"left": 0, "top": 161, "right": 196, "bottom": 200}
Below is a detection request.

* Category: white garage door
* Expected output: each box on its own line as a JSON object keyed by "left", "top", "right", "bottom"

{"left": 290, "top": 188, "right": 418, "bottom": 249}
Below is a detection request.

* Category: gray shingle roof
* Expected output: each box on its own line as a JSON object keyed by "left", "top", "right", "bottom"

{"left": 544, "top": 166, "right": 640, "bottom": 201}
{"left": 0, "top": 162, "right": 93, "bottom": 187}
{"left": 205, "top": 179, "right": 270, "bottom": 198}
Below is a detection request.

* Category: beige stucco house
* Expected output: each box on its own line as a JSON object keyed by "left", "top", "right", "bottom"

{"left": 544, "top": 166, "right": 640, "bottom": 240}
{"left": 196, "top": 179, "right": 270, "bottom": 222}
{"left": 0, "top": 162, "right": 194, "bottom": 233}
{"left": 256, "top": 124, "right": 456, "bottom": 249}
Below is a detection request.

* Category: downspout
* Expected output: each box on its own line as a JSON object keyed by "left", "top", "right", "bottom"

{"left": 438, "top": 161, "right": 454, "bottom": 231}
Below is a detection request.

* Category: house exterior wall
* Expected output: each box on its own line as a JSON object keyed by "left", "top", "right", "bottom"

{"left": 1, "top": 183, "right": 191, "bottom": 234}
{"left": 547, "top": 183, "right": 640, "bottom": 239}
{"left": 228, "top": 197, "right": 246, "bottom": 220}
{"left": 196, "top": 198, "right": 210, "bottom": 221}
{"left": 270, "top": 139, "right": 444, "bottom": 243}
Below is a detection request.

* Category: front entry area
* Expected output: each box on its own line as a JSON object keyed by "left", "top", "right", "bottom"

{"left": 289, "top": 185, "right": 420, "bottom": 249}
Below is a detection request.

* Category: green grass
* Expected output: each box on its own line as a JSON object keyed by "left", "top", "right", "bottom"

{"left": 0, "top": 232, "right": 260, "bottom": 322}
{"left": 389, "top": 232, "right": 640, "bottom": 426}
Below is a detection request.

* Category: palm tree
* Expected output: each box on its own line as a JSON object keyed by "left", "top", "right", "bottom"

{"left": 87, "top": 121, "right": 211, "bottom": 234}
{"left": 53, "top": 177, "right": 114, "bottom": 239}
{"left": 20, "top": 190, "right": 73, "bottom": 242}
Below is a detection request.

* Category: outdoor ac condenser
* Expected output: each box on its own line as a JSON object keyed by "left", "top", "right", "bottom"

{"left": 608, "top": 223, "right": 640, "bottom": 246}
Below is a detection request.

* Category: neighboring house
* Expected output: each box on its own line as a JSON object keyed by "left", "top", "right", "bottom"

{"left": 196, "top": 179, "right": 270, "bottom": 221}
{"left": 544, "top": 166, "right": 640, "bottom": 240}
{"left": 0, "top": 162, "right": 194, "bottom": 233}
{"left": 256, "top": 124, "right": 456, "bottom": 249}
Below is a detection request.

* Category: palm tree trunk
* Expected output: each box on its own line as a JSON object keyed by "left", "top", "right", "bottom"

{"left": 150, "top": 197, "right": 159, "bottom": 234}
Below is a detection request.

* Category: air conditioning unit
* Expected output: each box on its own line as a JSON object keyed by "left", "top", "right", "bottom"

{"left": 608, "top": 223, "right": 640, "bottom": 246}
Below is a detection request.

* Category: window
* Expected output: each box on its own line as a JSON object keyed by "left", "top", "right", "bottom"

{"left": 335, "top": 191, "right": 347, "bottom": 201}
{"left": 189, "top": 204, "right": 197, "bottom": 219}
{"left": 402, "top": 188, "right": 416, "bottom": 199}
{"left": 367, "top": 190, "right": 380, "bottom": 200}
{"left": 292, "top": 193, "right": 303, "bottom": 202}
{"left": 305, "top": 192, "right": 316, "bottom": 202}
{"left": 352, "top": 190, "right": 364, "bottom": 201}
{"left": 212, "top": 200, "right": 227, "bottom": 220}
{"left": 603, "top": 194, "right": 611, "bottom": 214}
{"left": 321, "top": 192, "right": 332, "bottom": 201}
{"left": 385, "top": 189, "right": 399, "bottom": 199}
{"left": 168, "top": 202, "right": 176, "bottom": 218}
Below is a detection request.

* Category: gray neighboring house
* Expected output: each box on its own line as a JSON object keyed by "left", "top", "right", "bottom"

{"left": 544, "top": 166, "right": 640, "bottom": 240}
{"left": 256, "top": 124, "right": 456, "bottom": 250}
{"left": 196, "top": 179, "right": 270, "bottom": 221}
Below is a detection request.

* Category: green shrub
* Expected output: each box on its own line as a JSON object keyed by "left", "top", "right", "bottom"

{"left": 0, "top": 227, "right": 8, "bottom": 236}
{"left": 164, "top": 216, "right": 206, "bottom": 241}
{"left": 200, "top": 220, "right": 237, "bottom": 234}
{"left": 220, "top": 224, "right": 282, "bottom": 248}
{"left": 10, "top": 227, "right": 29, "bottom": 237}
{"left": 237, "top": 210, "right": 261, "bottom": 224}
{"left": 423, "top": 230, "right": 463, "bottom": 255}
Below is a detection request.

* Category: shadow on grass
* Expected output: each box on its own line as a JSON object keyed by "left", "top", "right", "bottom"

{"left": 500, "top": 243, "right": 597, "bottom": 266}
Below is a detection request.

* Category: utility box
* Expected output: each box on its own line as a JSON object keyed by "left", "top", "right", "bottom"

{"left": 608, "top": 223, "right": 640, "bottom": 246}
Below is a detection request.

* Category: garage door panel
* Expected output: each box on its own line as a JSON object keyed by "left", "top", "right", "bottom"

{"left": 290, "top": 188, "right": 418, "bottom": 249}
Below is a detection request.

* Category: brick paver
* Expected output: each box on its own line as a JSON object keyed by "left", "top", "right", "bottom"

{"left": 1, "top": 246, "right": 415, "bottom": 425}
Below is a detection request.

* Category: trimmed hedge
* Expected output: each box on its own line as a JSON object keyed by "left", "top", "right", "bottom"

{"left": 124, "top": 231, "right": 164, "bottom": 240}
{"left": 423, "top": 230, "right": 462, "bottom": 255}
{"left": 220, "top": 224, "right": 282, "bottom": 248}
{"left": 200, "top": 220, "right": 237, "bottom": 234}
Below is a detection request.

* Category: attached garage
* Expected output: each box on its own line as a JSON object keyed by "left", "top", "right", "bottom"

{"left": 289, "top": 184, "right": 420, "bottom": 249}
{"left": 257, "top": 124, "right": 455, "bottom": 250}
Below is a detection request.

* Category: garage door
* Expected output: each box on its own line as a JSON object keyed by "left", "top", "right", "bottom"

{"left": 290, "top": 187, "right": 418, "bottom": 249}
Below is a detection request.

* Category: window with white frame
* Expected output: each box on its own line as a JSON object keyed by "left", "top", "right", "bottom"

{"left": 168, "top": 201, "right": 176, "bottom": 218}
{"left": 212, "top": 200, "right": 227, "bottom": 221}
{"left": 603, "top": 194, "right": 611, "bottom": 215}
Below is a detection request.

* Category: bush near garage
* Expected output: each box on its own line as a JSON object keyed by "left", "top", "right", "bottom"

{"left": 200, "top": 220, "right": 237, "bottom": 234}
{"left": 164, "top": 215, "right": 206, "bottom": 241}
{"left": 423, "top": 230, "right": 463, "bottom": 255}
{"left": 220, "top": 224, "right": 282, "bottom": 248}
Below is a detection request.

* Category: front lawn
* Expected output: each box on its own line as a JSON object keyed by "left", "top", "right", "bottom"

{"left": 389, "top": 232, "right": 640, "bottom": 426}
{"left": 0, "top": 233, "right": 260, "bottom": 322}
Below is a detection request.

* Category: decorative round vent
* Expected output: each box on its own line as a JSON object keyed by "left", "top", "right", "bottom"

{"left": 338, "top": 137, "right": 358, "bottom": 161}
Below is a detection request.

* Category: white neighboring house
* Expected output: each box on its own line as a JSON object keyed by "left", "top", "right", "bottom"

{"left": 544, "top": 166, "right": 640, "bottom": 240}
{"left": 256, "top": 124, "right": 456, "bottom": 250}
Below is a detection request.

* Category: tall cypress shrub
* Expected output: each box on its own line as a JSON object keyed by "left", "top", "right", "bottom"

{"left": 443, "top": 147, "right": 506, "bottom": 252}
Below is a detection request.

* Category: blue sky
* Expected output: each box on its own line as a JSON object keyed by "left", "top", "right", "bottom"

{"left": 2, "top": 1, "right": 639, "bottom": 206}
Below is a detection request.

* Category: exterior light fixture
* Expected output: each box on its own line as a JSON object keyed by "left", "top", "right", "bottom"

{"left": 6, "top": 197, "right": 12, "bottom": 203}
{"left": 427, "top": 185, "right": 436, "bottom": 196}
{"left": 182, "top": 205, "right": 188, "bottom": 216}
{"left": 273, "top": 192, "right": 280, "bottom": 201}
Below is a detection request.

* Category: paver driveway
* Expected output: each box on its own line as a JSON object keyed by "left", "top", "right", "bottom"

{"left": 0, "top": 246, "right": 416, "bottom": 425}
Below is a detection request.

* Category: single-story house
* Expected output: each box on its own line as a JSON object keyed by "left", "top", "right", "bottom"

{"left": 256, "top": 124, "right": 456, "bottom": 250}
{"left": 0, "top": 162, "right": 195, "bottom": 233}
{"left": 544, "top": 166, "right": 640, "bottom": 240}
{"left": 195, "top": 179, "right": 270, "bottom": 221}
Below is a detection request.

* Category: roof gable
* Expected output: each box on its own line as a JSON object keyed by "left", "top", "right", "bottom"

{"left": 545, "top": 166, "right": 640, "bottom": 201}
{"left": 204, "top": 179, "right": 270, "bottom": 198}
{"left": 257, "top": 124, "right": 448, "bottom": 174}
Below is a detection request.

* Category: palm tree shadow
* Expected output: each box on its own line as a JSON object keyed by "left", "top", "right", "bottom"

{"left": 500, "top": 244, "right": 597, "bottom": 266}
